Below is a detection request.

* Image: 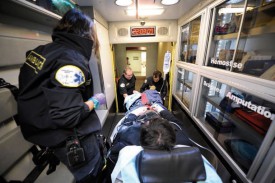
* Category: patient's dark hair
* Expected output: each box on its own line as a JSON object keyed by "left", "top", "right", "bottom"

{"left": 140, "top": 118, "right": 176, "bottom": 151}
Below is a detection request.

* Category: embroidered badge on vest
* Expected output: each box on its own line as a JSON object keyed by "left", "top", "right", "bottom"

{"left": 55, "top": 65, "right": 85, "bottom": 87}
{"left": 25, "top": 51, "right": 46, "bottom": 74}
{"left": 120, "top": 83, "right": 125, "bottom": 88}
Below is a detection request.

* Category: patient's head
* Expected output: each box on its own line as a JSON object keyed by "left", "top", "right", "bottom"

{"left": 140, "top": 118, "right": 176, "bottom": 151}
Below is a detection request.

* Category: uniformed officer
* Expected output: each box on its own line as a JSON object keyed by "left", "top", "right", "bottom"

{"left": 18, "top": 9, "right": 105, "bottom": 183}
{"left": 117, "top": 66, "right": 136, "bottom": 112}
{"left": 140, "top": 70, "right": 167, "bottom": 100}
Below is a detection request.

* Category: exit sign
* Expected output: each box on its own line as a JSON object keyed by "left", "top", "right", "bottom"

{"left": 130, "top": 26, "right": 156, "bottom": 37}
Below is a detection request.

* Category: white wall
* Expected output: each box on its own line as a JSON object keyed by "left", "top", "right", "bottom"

{"left": 95, "top": 20, "right": 115, "bottom": 110}
{"left": 0, "top": 23, "right": 51, "bottom": 85}
{"left": 127, "top": 51, "right": 142, "bottom": 73}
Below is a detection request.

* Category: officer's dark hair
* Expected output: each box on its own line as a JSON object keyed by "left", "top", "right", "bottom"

{"left": 140, "top": 118, "right": 176, "bottom": 151}
{"left": 153, "top": 70, "right": 162, "bottom": 78}
{"left": 53, "top": 8, "right": 99, "bottom": 53}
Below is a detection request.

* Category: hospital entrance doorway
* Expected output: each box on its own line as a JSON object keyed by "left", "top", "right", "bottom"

{"left": 126, "top": 47, "right": 146, "bottom": 77}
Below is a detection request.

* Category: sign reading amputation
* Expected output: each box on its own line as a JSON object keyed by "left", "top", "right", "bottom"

{"left": 130, "top": 26, "right": 156, "bottom": 37}
{"left": 203, "top": 81, "right": 275, "bottom": 121}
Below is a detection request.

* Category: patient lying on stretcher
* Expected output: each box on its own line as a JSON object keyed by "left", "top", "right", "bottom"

{"left": 108, "top": 90, "right": 222, "bottom": 183}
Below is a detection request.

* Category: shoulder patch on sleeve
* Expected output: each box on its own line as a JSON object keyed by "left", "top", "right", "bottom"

{"left": 55, "top": 65, "right": 85, "bottom": 87}
{"left": 120, "top": 83, "right": 126, "bottom": 88}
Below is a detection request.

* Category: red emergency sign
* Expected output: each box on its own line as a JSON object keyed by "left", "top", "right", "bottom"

{"left": 130, "top": 27, "right": 156, "bottom": 37}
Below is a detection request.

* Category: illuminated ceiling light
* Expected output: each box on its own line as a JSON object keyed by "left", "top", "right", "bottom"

{"left": 219, "top": 8, "right": 244, "bottom": 14}
{"left": 218, "top": 7, "right": 253, "bottom": 14}
{"left": 161, "top": 0, "right": 179, "bottom": 5}
{"left": 125, "top": 8, "right": 165, "bottom": 16}
{"left": 230, "top": 0, "right": 243, "bottom": 3}
{"left": 115, "top": 0, "right": 133, "bottom": 6}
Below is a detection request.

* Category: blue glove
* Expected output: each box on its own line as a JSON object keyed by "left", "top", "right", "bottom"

{"left": 88, "top": 93, "right": 106, "bottom": 109}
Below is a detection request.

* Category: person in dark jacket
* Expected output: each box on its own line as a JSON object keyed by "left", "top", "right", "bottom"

{"left": 117, "top": 66, "right": 136, "bottom": 112}
{"left": 140, "top": 70, "right": 167, "bottom": 100}
{"left": 18, "top": 9, "right": 105, "bottom": 183}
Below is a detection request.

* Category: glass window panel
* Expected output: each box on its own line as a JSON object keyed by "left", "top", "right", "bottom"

{"left": 179, "top": 16, "right": 201, "bottom": 64}
{"left": 206, "top": 0, "right": 246, "bottom": 70}
{"left": 196, "top": 76, "right": 274, "bottom": 173}
{"left": 175, "top": 68, "right": 195, "bottom": 108}
{"left": 206, "top": 0, "right": 275, "bottom": 81}
{"left": 176, "top": 68, "right": 184, "bottom": 100}
{"left": 233, "top": 0, "right": 275, "bottom": 81}
{"left": 179, "top": 24, "right": 190, "bottom": 62}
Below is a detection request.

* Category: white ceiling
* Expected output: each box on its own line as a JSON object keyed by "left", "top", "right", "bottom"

{"left": 76, "top": 0, "right": 202, "bottom": 22}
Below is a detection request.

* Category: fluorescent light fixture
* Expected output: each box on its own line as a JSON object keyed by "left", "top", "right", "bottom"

{"left": 161, "top": 0, "right": 179, "bottom": 5}
{"left": 125, "top": 8, "right": 165, "bottom": 16}
{"left": 229, "top": 0, "right": 243, "bottom": 3}
{"left": 218, "top": 8, "right": 244, "bottom": 14}
{"left": 218, "top": 7, "right": 253, "bottom": 14}
{"left": 115, "top": 0, "right": 133, "bottom": 6}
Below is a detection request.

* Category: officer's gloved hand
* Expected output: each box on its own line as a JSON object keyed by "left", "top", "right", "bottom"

{"left": 151, "top": 103, "right": 165, "bottom": 113}
{"left": 130, "top": 106, "right": 148, "bottom": 116}
{"left": 89, "top": 93, "right": 106, "bottom": 109}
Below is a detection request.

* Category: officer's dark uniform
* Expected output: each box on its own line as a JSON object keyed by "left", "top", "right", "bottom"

{"left": 18, "top": 32, "right": 102, "bottom": 181}
{"left": 140, "top": 76, "right": 167, "bottom": 99}
{"left": 117, "top": 74, "right": 136, "bottom": 112}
